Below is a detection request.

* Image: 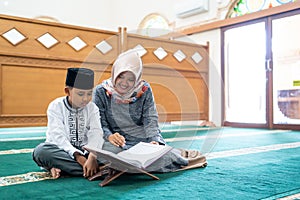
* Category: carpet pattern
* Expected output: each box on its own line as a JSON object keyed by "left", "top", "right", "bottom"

{"left": 0, "top": 172, "right": 52, "bottom": 186}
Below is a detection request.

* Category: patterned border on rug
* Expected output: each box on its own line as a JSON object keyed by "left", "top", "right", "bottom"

{"left": 0, "top": 148, "right": 33, "bottom": 155}
{"left": 0, "top": 172, "right": 53, "bottom": 186}
{"left": 279, "top": 193, "right": 300, "bottom": 200}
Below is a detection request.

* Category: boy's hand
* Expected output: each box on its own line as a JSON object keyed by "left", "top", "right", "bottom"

{"left": 83, "top": 153, "right": 98, "bottom": 178}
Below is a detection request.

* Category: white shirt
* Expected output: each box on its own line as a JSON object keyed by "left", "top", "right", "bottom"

{"left": 45, "top": 96, "right": 104, "bottom": 158}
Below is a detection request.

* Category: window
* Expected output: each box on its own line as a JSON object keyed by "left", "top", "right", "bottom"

{"left": 137, "top": 13, "right": 172, "bottom": 37}
{"left": 227, "top": 0, "right": 295, "bottom": 18}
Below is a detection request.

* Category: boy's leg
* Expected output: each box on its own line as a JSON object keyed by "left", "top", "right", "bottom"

{"left": 32, "top": 143, "right": 83, "bottom": 176}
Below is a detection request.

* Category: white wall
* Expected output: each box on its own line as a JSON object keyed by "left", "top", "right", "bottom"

{"left": 0, "top": 0, "right": 177, "bottom": 31}
{"left": 0, "top": 0, "right": 114, "bottom": 30}
{"left": 110, "top": 0, "right": 175, "bottom": 32}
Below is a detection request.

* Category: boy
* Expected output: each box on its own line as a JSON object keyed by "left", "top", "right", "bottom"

{"left": 33, "top": 67, "right": 104, "bottom": 179}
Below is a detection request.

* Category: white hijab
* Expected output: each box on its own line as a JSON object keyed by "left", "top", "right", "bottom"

{"left": 102, "top": 49, "right": 146, "bottom": 103}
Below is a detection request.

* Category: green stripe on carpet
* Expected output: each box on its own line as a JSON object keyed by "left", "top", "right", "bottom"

{"left": 0, "top": 140, "right": 43, "bottom": 151}
{"left": 0, "top": 153, "right": 37, "bottom": 177}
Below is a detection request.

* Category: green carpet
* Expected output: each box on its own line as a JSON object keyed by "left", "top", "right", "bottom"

{"left": 0, "top": 126, "right": 300, "bottom": 200}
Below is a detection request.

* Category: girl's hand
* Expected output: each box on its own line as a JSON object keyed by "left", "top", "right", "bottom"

{"left": 150, "top": 141, "right": 159, "bottom": 145}
{"left": 108, "top": 133, "right": 126, "bottom": 147}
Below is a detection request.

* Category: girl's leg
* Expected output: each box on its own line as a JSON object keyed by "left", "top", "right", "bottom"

{"left": 102, "top": 141, "right": 123, "bottom": 153}
{"left": 145, "top": 148, "right": 189, "bottom": 173}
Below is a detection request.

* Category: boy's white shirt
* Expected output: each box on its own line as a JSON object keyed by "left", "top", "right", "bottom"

{"left": 45, "top": 96, "right": 104, "bottom": 159}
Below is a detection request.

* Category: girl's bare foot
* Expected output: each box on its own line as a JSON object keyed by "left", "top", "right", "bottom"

{"left": 50, "top": 168, "right": 61, "bottom": 179}
{"left": 200, "top": 120, "right": 216, "bottom": 127}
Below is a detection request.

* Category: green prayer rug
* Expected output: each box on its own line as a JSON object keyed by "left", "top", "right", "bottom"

{"left": 0, "top": 126, "right": 300, "bottom": 200}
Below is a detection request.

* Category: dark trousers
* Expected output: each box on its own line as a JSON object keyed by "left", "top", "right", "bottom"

{"left": 32, "top": 143, "right": 100, "bottom": 176}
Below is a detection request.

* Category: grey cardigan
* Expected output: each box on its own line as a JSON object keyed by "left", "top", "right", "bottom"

{"left": 92, "top": 81, "right": 165, "bottom": 148}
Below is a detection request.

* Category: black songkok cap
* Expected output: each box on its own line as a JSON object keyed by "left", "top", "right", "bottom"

{"left": 65, "top": 68, "right": 94, "bottom": 90}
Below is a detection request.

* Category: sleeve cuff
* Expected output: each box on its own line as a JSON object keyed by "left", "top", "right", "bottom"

{"left": 69, "top": 149, "right": 84, "bottom": 159}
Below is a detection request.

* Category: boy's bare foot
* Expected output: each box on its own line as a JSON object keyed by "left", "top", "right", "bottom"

{"left": 50, "top": 168, "right": 61, "bottom": 179}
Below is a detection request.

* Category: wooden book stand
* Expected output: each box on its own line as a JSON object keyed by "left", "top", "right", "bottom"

{"left": 85, "top": 146, "right": 161, "bottom": 187}
{"left": 89, "top": 163, "right": 159, "bottom": 187}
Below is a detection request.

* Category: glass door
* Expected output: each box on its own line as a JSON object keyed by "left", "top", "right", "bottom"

{"left": 272, "top": 12, "right": 300, "bottom": 128}
{"left": 223, "top": 20, "right": 267, "bottom": 126}
{"left": 222, "top": 10, "right": 300, "bottom": 130}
